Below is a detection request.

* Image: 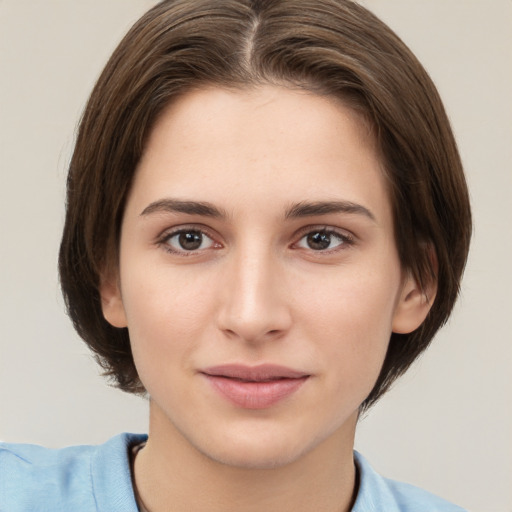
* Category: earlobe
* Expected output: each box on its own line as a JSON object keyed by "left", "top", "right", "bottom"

{"left": 99, "top": 275, "right": 128, "bottom": 328}
{"left": 392, "top": 274, "right": 436, "bottom": 334}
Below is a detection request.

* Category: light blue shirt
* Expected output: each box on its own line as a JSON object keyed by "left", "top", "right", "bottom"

{"left": 0, "top": 433, "right": 466, "bottom": 511}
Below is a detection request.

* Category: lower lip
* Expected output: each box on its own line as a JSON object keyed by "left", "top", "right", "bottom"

{"left": 203, "top": 375, "right": 309, "bottom": 409}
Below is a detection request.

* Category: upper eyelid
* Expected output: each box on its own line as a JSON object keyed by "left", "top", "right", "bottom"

{"left": 157, "top": 227, "right": 220, "bottom": 256}
{"left": 290, "top": 226, "right": 356, "bottom": 254}
{"left": 157, "top": 224, "right": 218, "bottom": 241}
{"left": 293, "top": 224, "right": 355, "bottom": 240}
{"left": 154, "top": 223, "right": 356, "bottom": 247}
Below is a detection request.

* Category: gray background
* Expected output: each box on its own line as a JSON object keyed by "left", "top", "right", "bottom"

{"left": 1, "top": 1, "right": 511, "bottom": 511}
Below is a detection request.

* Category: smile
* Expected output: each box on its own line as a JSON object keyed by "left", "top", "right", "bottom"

{"left": 201, "top": 364, "right": 310, "bottom": 410}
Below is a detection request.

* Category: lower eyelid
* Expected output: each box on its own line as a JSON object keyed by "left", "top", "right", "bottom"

{"left": 298, "top": 236, "right": 349, "bottom": 250}
{"left": 157, "top": 227, "right": 224, "bottom": 255}
{"left": 156, "top": 225, "right": 354, "bottom": 255}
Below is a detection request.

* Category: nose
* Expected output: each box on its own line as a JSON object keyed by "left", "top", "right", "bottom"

{"left": 216, "top": 249, "right": 292, "bottom": 344}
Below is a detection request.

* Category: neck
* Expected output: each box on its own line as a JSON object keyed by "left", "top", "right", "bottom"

{"left": 134, "top": 403, "right": 358, "bottom": 512}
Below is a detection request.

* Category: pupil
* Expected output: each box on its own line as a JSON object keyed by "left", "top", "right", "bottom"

{"left": 179, "top": 231, "right": 202, "bottom": 250}
{"left": 307, "top": 232, "right": 331, "bottom": 250}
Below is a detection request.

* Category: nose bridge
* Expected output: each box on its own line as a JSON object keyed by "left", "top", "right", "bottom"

{"left": 217, "top": 241, "right": 290, "bottom": 342}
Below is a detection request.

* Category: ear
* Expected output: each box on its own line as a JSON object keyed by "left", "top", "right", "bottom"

{"left": 99, "top": 272, "right": 128, "bottom": 328}
{"left": 392, "top": 272, "right": 437, "bottom": 334}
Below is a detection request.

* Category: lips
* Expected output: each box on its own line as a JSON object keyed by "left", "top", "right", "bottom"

{"left": 201, "top": 364, "right": 310, "bottom": 409}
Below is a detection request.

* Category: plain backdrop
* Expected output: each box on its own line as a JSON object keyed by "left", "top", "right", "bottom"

{"left": 1, "top": 1, "right": 511, "bottom": 511}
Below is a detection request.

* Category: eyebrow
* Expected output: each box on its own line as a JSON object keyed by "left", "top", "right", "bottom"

{"left": 140, "top": 198, "right": 376, "bottom": 222}
{"left": 140, "top": 199, "right": 227, "bottom": 218}
{"left": 284, "top": 200, "right": 376, "bottom": 222}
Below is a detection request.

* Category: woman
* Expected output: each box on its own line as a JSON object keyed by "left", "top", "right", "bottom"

{"left": 0, "top": 1, "right": 471, "bottom": 510}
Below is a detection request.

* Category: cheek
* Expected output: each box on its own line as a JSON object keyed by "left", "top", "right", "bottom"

{"left": 119, "top": 265, "right": 216, "bottom": 378}
{"left": 299, "top": 262, "right": 399, "bottom": 333}
{"left": 296, "top": 264, "right": 400, "bottom": 385}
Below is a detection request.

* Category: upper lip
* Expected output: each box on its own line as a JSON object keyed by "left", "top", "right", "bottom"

{"left": 201, "top": 364, "right": 309, "bottom": 382}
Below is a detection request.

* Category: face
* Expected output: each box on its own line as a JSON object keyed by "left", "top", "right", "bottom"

{"left": 102, "top": 85, "right": 430, "bottom": 469}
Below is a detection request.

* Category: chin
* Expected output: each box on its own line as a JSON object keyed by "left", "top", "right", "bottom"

{"left": 205, "top": 443, "right": 307, "bottom": 470}
{"left": 195, "top": 427, "right": 323, "bottom": 471}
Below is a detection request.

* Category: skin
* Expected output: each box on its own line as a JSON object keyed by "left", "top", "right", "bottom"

{"left": 101, "top": 85, "right": 433, "bottom": 512}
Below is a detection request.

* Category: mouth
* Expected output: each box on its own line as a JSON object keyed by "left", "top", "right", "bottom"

{"left": 200, "top": 364, "right": 310, "bottom": 409}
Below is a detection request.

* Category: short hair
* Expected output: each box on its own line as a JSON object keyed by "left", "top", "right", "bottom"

{"left": 59, "top": 0, "right": 472, "bottom": 409}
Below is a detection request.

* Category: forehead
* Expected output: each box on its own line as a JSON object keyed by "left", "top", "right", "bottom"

{"left": 130, "top": 85, "right": 390, "bottom": 225}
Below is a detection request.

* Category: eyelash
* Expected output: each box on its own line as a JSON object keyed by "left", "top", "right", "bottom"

{"left": 293, "top": 226, "right": 355, "bottom": 253}
{"left": 156, "top": 225, "right": 355, "bottom": 256}
{"left": 157, "top": 226, "right": 220, "bottom": 256}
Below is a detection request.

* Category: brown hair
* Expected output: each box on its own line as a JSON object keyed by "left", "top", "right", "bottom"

{"left": 59, "top": 0, "right": 471, "bottom": 409}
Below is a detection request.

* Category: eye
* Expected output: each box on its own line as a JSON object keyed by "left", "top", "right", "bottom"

{"left": 295, "top": 229, "right": 352, "bottom": 251}
{"left": 162, "top": 229, "right": 216, "bottom": 253}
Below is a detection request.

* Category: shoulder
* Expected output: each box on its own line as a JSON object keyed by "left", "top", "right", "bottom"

{"left": 352, "top": 451, "right": 467, "bottom": 512}
{"left": 0, "top": 432, "right": 147, "bottom": 512}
